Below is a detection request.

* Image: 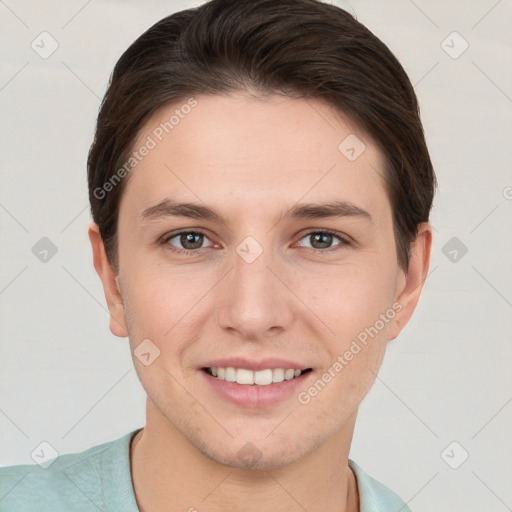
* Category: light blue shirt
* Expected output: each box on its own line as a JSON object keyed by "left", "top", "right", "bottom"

{"left": 0, "top": 429, "right": 412, "bottom": 511}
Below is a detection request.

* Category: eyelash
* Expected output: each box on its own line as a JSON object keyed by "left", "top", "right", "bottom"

{"left": 160, "top": 229, "right": 350, "bottom": 256}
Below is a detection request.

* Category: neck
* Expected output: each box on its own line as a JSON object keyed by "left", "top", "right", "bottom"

{"left": 130, "top": 399, "right": 359, "bottom": 512}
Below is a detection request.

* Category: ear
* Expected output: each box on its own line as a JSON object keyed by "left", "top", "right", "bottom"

{"left": 388, "top": 223, "right": 432, "bottom": 341}
{"left": 88, "top": 222, "right": 128, "bottom": 338}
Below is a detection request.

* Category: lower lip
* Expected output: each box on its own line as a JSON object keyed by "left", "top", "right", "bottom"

{"left": 200, "top": 369, "right": 314, "bottom": 408}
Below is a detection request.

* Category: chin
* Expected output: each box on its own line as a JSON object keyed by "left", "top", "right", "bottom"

{"left": 203, "top": 444, "right": 304, "bottom": 471}
{"left": 192, "top": 429, "right": 325, "bottom": 472}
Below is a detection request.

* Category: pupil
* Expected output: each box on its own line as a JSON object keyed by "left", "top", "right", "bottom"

{"left": 312, "top": 233, "right": 332, "bottom": 249}
{"left": 181, "top": 233, "right": 203, "bottom": 249}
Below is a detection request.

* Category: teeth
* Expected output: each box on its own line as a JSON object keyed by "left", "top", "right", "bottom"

{"left": 254, "top": 369, "right": 272, "bottom": 386}
{"left": 207, "top": 367, "right": 306, "bottom": 385}
{"left": 273, "top": 368, "right": 285, "bottom": 383}
{"left": 225, "top": 367, "right": 236, "bottom": 382}
{"left": 236, "top": 368, "right": 254, "bottom": 385}
{"left": 284, "top": 369, "right": 295, "bottom": 380}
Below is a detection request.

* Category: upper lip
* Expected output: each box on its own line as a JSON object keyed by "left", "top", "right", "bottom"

{"left": 201, "top": 357, "right": 312, "bottom": 372}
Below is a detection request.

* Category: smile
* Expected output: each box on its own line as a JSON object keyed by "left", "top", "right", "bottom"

{"left": 203, "top": 367, "right": 312, "bottom": 385}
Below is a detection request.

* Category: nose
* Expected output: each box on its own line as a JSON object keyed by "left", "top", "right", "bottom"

{"left": 215, "top": 241, "right": 295, "bottom": 341}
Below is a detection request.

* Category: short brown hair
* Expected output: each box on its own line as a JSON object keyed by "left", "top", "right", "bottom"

{"left": 88, "top": 0, "right": 436, "bottom": 271}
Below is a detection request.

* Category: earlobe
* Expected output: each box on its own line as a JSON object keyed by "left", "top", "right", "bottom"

{"left": 88, "top": 222, "right": 129, "bottom": 338}
{"left": 388, "top": 223, "right": 432, "bottom": 341}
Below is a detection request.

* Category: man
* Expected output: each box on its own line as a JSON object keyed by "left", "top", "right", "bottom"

{"left": 0, "top": 1, "right": 435, "bottom": 510}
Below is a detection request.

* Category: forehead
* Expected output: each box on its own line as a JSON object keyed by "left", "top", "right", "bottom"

{"left": 121, "top": 93, "right": 390, "bottom": 221}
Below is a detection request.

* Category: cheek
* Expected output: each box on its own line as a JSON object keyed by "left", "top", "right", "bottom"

{"left": 120, "top": 261, "right": 218, "bottom": 349}
{"left": 295, "top": 327, "right": 388, "bottom": 431}
{"left": 297, "top": 256, "right": 399, "bottom": 341}
{"left": 296, "top": 310, "right": 390, "bottom": 421}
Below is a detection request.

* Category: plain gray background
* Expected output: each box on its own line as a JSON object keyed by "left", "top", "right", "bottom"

{"left": 1, "top": 1, "right": 511, "bottom": 511}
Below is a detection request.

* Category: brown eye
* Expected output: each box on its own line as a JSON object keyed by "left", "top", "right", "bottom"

{"left": 180, "top": 233, "right": 204, "bottom": 249}
{"left": 310, "top": 233, "right": 333, "bottom": 249}
{"left": 298, "top": 231, "right": 345, "bottom": 250}
{"left": 165, "top": 231, "right": 209, "bottom": 251}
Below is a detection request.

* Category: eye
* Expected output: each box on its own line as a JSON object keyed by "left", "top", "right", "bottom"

{"left": 163, "top": 231, "right": 213, "bottom": 252}
{"left": 296, "top": 230, "right": 347, "bottom": 250}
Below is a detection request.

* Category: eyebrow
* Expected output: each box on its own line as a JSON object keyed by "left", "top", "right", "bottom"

{"left": 140, "top": 198, "right": 372, "bottom": 224}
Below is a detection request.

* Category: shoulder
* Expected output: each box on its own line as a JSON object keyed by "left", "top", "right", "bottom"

{"left": 0, "top": 429, "right": 141, "bottom": 512}
{"left": 349, "top": 459, "right": 413, "bottom": 512}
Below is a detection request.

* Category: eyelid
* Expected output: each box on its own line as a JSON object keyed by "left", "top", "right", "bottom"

{"left": 161, "top": 228, "right": 211, "bottom": 242}
{"left": 294, "top": 228, "right": 351, "bottom": 248}
{"left": 160, "top": 227, "right": 351, "bottom": 255}
{"left": 161, "top": 229, "right": 215, "bottom": 254}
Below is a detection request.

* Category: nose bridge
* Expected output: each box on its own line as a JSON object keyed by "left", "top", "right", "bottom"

{"left": 216, "top": 236, "right": 293, "bottom": 338}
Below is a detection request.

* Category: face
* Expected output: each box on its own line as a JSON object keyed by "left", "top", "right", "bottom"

{"left": 92, "top": 92, "right": 429, "bottom": 470}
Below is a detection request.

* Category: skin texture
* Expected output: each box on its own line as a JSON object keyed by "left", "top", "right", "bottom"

{"left": 89, "top": 92, "right": 431, "bottom": 512}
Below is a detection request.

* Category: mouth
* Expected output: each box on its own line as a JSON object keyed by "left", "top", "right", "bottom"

{"left": 202, "top": 366, "right": 313, "bottom": 385}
